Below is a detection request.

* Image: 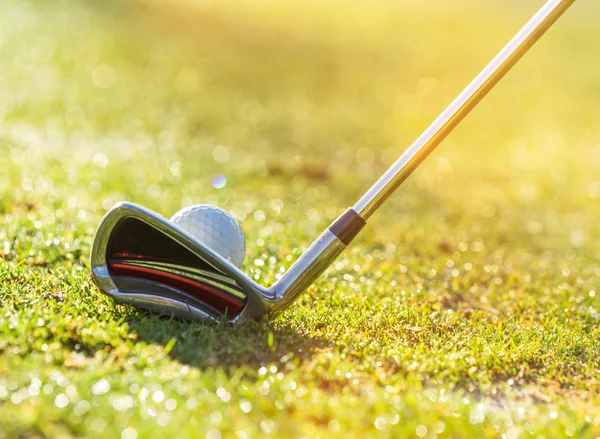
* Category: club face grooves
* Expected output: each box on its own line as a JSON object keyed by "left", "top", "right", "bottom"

{"left": 106, "top": 216, "right": 248, "bottom": 319}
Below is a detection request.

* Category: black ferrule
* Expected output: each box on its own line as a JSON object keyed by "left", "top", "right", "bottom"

{"left": 328, "top": 208, "right": 367, "bottom": 246}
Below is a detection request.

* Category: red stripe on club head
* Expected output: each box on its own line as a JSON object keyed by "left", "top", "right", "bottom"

{"left": 109, "top": 263, "right": 245, "bottom": 316}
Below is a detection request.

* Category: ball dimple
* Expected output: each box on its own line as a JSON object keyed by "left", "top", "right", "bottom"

{"left": 170, "top": 205, "right": 246, "bottom": 268}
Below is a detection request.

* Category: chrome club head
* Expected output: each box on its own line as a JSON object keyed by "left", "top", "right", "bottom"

{"left": 91, "top": 202, "right": 268, "bottom": 322}
{"left": 90, "top": 0, "right": 574, "bottom": 322}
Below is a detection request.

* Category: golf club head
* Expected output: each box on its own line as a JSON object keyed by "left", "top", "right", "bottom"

{"left": 90, "top": 202, "right": 271, "bottom": 323}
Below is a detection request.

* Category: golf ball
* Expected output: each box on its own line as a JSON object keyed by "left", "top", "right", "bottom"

{"left": 170, "top": 204, "right": 246, "bottom": 268}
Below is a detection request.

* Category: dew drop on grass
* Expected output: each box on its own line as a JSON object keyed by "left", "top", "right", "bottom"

{"left": 209, "top": 410, "right": 223, "bottom": 424}
{"left": 206, "top": 429, "right": 222, "bottom": 439}
{"left": 170, "top": 161, "right": 182, "bottom": 177}
{"left": 186, "top": 397, "right": 198, "bottom": 409}
{"left": 374, "top": 417, "right": 388, "bottom": 431}
{"left": 240, "top": 400, "right": 252, "bottom": 413}
{"left": 65, "top": 385, "right": 77, "bottom": 397}
{"left": 157, "top": 412, "right": 172, "bottom": 426}
{"left": 91, "top": 379, "right": 110, "bottom": 395}
{"left": 216, "top": 388, "right": 231, "bottom": 402}
{"left": 27, "top": 384, "right": 39, "bottom": 397}
{"left": 260, "top": 420, "right": 277, "bottom": 434}
{"left": 152, "top": 390, "right": 164, "bottom": 403}
{"left": 148, "top": 184, "right": 161, "bottom": 198}
{"left": 212, "top": 145, "right": 230, "bottom": 164}
{"left": 138, "top": 388, "right": 149, "bottom": 400}
{"left": 416, "top": 425, "right": 427, "bottom": 437}
{"left": 121, "top": 427, "right": 138, "bottom": 439}
{"left": 112, "top": 395, "right": 134, "bottom": 411}
{"left": 54, "top": 393, "right": 69, "bottom": 408}
{"left": 90, "top": 417, "right": 107, "bottom": 433}
{"left": 10, "top": 392, "right": 22, "bottom": 404}
{"left": 433, "top": 421, "right": 445, "bottom": 434}
{"left": 74, "top": 400, "right": 91, "bottom": 416}
{"left": 211, "top": 174, "right": 226, "bottom": 189}
{"left": 92, "top": 152, "right": 108, "bottom": 168}
{"left": 328, "top": 419, "right": 340, "bottom": 432}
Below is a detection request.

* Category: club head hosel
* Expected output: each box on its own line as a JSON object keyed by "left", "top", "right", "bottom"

{"left": 267, "top": 229, "right": 345, "bottom": 315}
{"left": 267, "top": 209, "right": 366, "bottom": 316}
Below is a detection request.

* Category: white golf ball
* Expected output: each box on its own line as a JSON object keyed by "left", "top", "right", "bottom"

{"left": 170, "top": 204, "right": 246, "bottom": 268}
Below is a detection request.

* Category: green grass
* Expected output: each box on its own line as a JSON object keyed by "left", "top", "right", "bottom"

{"left": 1, "top": 0, "right": 600, "bottom": 437}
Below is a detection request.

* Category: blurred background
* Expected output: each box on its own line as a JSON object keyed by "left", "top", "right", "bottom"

{"left": 0, "top": 0, "right": 599, "bottom": 270}
{"left": 2, "top": 3, "right": 600, "bottom": 437}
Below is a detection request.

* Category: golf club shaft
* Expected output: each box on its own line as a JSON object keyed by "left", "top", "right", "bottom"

{"left": 353, "top": 0, "right": 575, "bottom": 220}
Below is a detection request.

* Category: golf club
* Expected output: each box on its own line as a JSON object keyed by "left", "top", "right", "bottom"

{"left": 90, "top": 0, "right": 575, "bottom": 323}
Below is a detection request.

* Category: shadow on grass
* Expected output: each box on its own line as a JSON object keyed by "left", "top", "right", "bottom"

{"left": 126, "top": 313, "right": 332, "bottom": 369}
